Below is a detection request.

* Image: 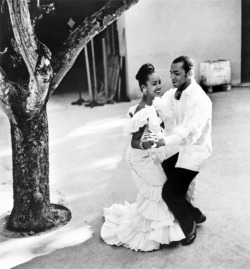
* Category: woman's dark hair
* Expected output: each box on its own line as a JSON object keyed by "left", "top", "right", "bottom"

{"left": 172, "top": 56, "right": 194, "bottom": 73}
{"left": 135, "top": 63, "right": 155, "bottom": 90}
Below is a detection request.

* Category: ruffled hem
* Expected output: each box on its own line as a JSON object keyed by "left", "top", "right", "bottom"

{"left": 101, "top": 201, "right": 185, "bottom": 252}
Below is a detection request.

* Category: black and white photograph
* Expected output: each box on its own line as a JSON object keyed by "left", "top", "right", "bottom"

{"left": 0, "top": 0, "right": 249, "bottom": 268}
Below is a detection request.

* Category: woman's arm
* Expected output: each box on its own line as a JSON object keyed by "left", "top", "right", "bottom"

{"left": 131, "top": 126, "right": 154, "bottom": 150}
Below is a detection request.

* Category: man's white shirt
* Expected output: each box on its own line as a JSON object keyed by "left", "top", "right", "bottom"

{"left": 154, "top": 79, "right": 212, "bottom": 171}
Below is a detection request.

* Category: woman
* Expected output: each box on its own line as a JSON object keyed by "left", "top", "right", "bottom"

{"left": 100, "top": 64, "right": 185, "bottom": 251}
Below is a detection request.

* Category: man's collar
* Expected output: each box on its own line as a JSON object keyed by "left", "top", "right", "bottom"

{"left": 183, "top": 78, "right": 196, "bottom": 95}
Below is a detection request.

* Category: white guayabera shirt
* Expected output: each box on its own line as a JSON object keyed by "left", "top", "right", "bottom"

{"left": 153, "top": 79, "right": 212, "bottom": 171}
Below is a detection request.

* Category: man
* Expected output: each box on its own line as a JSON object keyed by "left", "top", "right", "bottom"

{"left": 145, "top": 56, "right": 212, "bottom": 245}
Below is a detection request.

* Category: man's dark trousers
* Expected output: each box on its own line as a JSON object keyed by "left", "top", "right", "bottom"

{"left": 162, "top": 153, "right": 202, "bottom": 235}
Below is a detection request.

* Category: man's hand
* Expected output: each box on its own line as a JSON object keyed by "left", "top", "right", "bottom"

{"left": 141, "top": 140, "right": 155, "bottom": 149}
{"left": 155, "top": 138, "right": 165, "bottom": 148}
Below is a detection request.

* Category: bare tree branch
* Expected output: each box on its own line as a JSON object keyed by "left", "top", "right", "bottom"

{"left": 6, "top": 0, "right": 38, "bottom": 76}
{"left": 49, "top": 0, "right": 139, "bottom": 95}
{"left": 25, "top": 44, "right": 53, "bottom": 116}
{"left": 6, "top": 0, "right": 53, "bottom": 116}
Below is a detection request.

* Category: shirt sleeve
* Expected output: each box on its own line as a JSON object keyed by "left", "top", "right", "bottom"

{"left": 163, "top": 133, "right": 184, "bottom": 146}
{"left": 172, "top": 96, "right": 212, "bottom": 145}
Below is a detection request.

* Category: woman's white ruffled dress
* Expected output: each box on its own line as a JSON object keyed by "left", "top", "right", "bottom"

{"left": 100, "top": 105, "right": 185, "bottom": 251}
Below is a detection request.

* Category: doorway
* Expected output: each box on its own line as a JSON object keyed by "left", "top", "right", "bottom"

{"left": 241, "top": 0, "right": 250, "bottom": 82}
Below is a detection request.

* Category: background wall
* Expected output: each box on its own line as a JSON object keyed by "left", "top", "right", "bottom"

{"left": 124, "top": 0, "right": 241, "bottom": 99}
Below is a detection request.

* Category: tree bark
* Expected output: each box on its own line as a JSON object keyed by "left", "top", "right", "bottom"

{"left": 7, "top": 107, "right": 71, "bottom": 232}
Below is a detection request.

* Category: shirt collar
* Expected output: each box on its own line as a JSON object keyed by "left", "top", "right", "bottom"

{"left": 182, "top": 78, "right": 196, "bottom": 96}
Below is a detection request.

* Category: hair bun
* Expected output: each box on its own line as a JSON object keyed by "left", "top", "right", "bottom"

{"left": 135, "top": 63, "right": 155, "bottom": 82}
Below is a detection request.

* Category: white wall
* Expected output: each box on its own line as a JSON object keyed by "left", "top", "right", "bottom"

{"left": 124, "top": 0, "right": 241, "bottom": 99}
{"left": 117, "top": 15, "right": 126, "bottom": 56}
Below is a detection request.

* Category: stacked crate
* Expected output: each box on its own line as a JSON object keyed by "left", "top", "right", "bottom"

{"left": 200, "top": 60, "right": 231, "bottom": 92}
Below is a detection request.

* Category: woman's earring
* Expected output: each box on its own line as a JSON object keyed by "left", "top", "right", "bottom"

{"left": 143, "top": 89, "right": 147, "bottom": 95}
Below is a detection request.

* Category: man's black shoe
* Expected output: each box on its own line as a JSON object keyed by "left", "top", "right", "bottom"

{"left": 181, "top": 222, "right": 197, "bottom": 246}
{"left": 195, "top": 213, "right": 206, "bottom": 224}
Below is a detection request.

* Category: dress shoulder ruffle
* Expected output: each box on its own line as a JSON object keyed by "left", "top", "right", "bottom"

{"left": 124, "top": 105, "right": 149, "bottom": 135}
{"left": 124, "top": 105, "right": 163, "bottom": 136}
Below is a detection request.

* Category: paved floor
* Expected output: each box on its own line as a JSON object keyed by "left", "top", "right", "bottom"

{"left": 1, "top": 88, "right": 250, "bottom": 269}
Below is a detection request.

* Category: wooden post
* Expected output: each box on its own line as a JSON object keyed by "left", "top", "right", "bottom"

{"left": 102, "top": 38, "right": 108, "bottom": 99}
{"left": 117, "top": 29, "right": 126, "bottom": 101}
{"left": 85, "top": 40, "right": 104, "bottom": 107}
{"left": 84, "top": 45, "right": 93, "bottom": 101}
{"left": 91, "top": 39, "right": 97, "bottom": 100}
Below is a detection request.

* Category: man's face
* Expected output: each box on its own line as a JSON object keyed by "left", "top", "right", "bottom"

{"left": 170, "top": 62, "right": 189, "bottom": 89}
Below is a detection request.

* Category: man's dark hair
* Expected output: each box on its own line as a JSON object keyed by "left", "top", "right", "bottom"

{"left": 172, "top": 56, "right": 195, "bottom": 73}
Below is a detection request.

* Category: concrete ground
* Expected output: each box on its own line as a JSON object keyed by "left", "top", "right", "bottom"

{"left": 1, "top": 87, "right": 250, "bottom": 269}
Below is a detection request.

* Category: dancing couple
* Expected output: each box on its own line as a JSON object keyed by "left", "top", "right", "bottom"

{"left": 101, "top": 56, "right": 212, "bottom": 251}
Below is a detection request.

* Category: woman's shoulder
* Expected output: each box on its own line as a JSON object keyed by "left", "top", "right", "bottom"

{"left": 127, "top": 103, "right": 152, "bottom": 118}
{"left": 124, "top": 104, "right": 158, "bottom": 135}
{"left": 127, "top": 104, "right": 138, "bottom": 118}
{"left": 124, "top": 104, "right": 148, "bottom": 135}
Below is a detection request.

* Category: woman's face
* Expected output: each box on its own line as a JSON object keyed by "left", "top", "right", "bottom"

{"left": 143, "top": 72, "right": 162, "bottom": 98}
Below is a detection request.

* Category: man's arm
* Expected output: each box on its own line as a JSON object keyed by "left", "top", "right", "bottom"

{"left": 171, "top": 97, "right": 212, "bottom": 145}
{"left": 147, "top": 96, "right": 212, "bottom": 148}
{"left": 144, "top": 133, "right": 185, "bottom": 148}
{"left": 159, "top": 133, "right": 185, "bottom": 147}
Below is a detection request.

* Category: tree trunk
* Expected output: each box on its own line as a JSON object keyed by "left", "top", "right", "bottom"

{"left": 7, "top": 107, "right": 71, "bottom": 232}
{"left": 1, "top": 0, "right": 139, "bottom": 233}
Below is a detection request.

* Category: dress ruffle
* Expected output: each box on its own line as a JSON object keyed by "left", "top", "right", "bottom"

{"left": 101, "top": 171, "right": 185, "bottom": 252}
{"left": 101, "top": 198, "right": 185, "bottom": 252}
{"left": 124, "top": 105, "right": 163, "bottom": 136}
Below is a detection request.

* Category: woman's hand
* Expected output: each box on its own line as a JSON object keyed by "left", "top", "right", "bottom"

{"left": 143, "top": 133, "right": 165, "bottom": 148}
{"left": 143, "top": 133, "right": 158, "bottom": 142}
